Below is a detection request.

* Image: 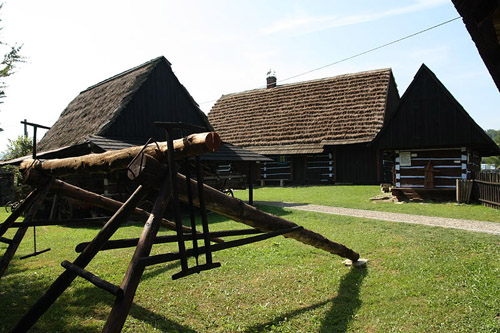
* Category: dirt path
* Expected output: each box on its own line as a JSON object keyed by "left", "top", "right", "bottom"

{"left": 256, "top": 201, "right": 500, "bottom": 236}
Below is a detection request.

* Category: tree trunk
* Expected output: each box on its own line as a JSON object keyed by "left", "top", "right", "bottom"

{"left": 20, "top": 132, "right": 221, "bottom": 178}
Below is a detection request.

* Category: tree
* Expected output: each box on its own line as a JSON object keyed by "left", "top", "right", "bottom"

{"left": 1, "top": 135, "right": 33, "bottom": 199}
{"left": 482, "top": 129, "right": 500, "bottom": 168}
{"left": 2, "top": 135, "right": 33, "bottom": 160}
{"left": 0, "top": 3, "right": 24, "bottom": 132}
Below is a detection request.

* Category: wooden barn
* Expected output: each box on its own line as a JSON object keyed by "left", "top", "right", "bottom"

{"left": 372, "top": 64, "right": 500, "bottom": 199}
{"left": 208, "top": 69, "right": 400, "bottom": 185}
{"left": 26, "top": 56, "right": 267, "bottom": 211}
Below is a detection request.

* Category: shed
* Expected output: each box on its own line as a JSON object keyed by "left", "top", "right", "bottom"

{"left": 208, "top": 69, "right": 400, "bottom": 185}
{"left": 372, "top": 64, "right": 500, "bottom": 199}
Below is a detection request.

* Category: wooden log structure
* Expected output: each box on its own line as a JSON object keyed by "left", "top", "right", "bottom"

{"left": 49, "top": 178, "right": 223, "bottom": 243}
{"left": 19, "top": 131, "right": 221, "bottom": 178}
{"left": 9, "top": 132, "right": 361, "bottom": 332}
{"left": 128, "top": 154, "right": 360, "bottom": 262}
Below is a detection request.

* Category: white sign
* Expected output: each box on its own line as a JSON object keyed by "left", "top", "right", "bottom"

{"left": 400, "top": 152, "right": 411, "bottom": 166}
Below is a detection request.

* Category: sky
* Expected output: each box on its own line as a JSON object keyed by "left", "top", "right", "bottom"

{"left": 0, "top": 0, "right": 499, "bottom": 154}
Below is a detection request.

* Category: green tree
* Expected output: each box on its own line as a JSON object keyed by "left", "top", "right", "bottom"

{"left": 0, "top": 3, "right": 24, "bottom": 132}
{"left": 482, "top": 129, "right": 500, "bottom": 168}
{"left": 1, "top": 135, "right": 33, "bottom": 199}
{"left": 2, "top": 135, "right": 33, "bottom": 159}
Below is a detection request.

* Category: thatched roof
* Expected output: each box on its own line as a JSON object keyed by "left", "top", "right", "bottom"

{"left": 37, "top": 56, "right": 211, "bottom": 153}
{"left": 208, "top": 68, "right": 398, "bottom": 154}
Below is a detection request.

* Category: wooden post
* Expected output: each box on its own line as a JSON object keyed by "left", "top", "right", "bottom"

{"left": 248, "top": 161, "right": 254, "bottom": 205}
{"left": 11, "top": 185, "right": 150, "bottom": 332}
{"left": 103, "top": 176, "right": 171, "bottom": 332}
{"left": 0, "top": 178, "right": 54, "bottom": 279}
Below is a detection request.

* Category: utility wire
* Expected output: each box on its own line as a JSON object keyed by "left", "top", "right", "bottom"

{"left": 199, "top": 16, "right": 461, "bottom": 105}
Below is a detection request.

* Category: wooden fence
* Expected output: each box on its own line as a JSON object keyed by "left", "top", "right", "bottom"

{"left": 474, "top": 171, "right": 500, "bottom": 209}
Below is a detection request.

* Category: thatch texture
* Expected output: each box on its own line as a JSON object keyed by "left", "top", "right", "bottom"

{"left": 37, "top": 58, "right": 161, "bottom": 152}
{"left": 208, "top": 69, "right": 395, "bottom": 153}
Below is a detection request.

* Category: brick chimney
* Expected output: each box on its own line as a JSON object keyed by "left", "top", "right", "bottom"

{"left": 266, "top": 69, "right": 276, "bottom": 88}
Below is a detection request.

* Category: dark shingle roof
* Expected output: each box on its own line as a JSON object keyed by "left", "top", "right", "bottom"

{"left": 37, "top": 57, "right": 165, "bottom": 152}
{"left": 208, "top": 68, "right": 395, "bottom": 154}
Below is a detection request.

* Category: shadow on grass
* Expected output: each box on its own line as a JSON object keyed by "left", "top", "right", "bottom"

{"left": 1, "top": 265, "right": 196, "bottom": 332}
{"left": 246, "top": 266, "right": 368, "bottom": 333}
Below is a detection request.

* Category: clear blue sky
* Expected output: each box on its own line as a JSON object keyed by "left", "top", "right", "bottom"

{"left": 0, "top": 0, "right": 498, "bottom": 153}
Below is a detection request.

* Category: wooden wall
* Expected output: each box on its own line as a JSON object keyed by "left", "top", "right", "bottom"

{"left": 394, "top": 147, "right": 480, "bottom": 189}
{"left": 259, "top": 147, "right": 378, "bottom": 185}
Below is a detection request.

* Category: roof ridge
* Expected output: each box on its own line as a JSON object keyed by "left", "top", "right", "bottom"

{"left": 221, "top": 67, "right": 392, "bottom": 98}
{"left": 81, "top": 56, "right": 169, "bottom": 93}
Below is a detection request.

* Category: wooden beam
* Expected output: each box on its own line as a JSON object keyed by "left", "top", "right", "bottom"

{"left": 49, "top": 178, "right": 223, "bottom": 243}
{"left": 20, "top": 131, "right": 221, "bottom": 179}
{"left": 130, "top": 155, "right": 360, "bottom": 261}
{"left": 103, "top": 176, "right": 172, "bottom": 332}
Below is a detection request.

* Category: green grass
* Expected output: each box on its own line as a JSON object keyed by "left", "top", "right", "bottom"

{"left": 1, "top": 204, "right": 499, "bottom": 332}
{"left": 235, "top": 185, "right": 500, "bottom": 222}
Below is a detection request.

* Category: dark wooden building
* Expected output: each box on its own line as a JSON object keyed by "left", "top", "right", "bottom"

{"left": 28, "top": 56, "right": 268, "bottom": 207}
{"left": 372, "top": 64, "right": 500, "bottom": 198}
{"left": 208, "top": 69, "right": 400, "bottom": 185}
{"left": 37, "top": 56, "right": 212, "bottom": 156}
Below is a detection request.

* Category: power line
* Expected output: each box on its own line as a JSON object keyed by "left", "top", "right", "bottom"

{"left": 199, "top": 16, "right": 461, "bottom": 105}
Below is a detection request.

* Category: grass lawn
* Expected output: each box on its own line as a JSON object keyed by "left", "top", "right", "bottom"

{"left": 1, "top": 204, "right": 499, "bottom": 332}
{"left": 235, "top": 185, "right": 500, "bottom": 223}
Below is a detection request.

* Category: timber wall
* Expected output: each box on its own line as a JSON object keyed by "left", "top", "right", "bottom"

{"left": 394, "top": 147, "right": 480, "bottom": 189}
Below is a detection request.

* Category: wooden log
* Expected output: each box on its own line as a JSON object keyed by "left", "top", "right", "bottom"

{"left": 177, "top": 174, "right": 360, "bottom": 261}
{"left": 129, "top": 155, "right": 360, "bottom": 261}
{"left": 103, "top": 175, "right": 172, "bottom": 332}
{"left": 11, "top": 185, "right": 149, "bottom": 333}
{"left": 19, "top": 131, "right": 221, "bottom": 179}
{"left": 49, "top": 178, "right": 223, "bottom": 243}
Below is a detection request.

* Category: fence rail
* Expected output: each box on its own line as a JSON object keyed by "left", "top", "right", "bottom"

{"left": 475, "top": 172, "right": 500, "bottom": 209}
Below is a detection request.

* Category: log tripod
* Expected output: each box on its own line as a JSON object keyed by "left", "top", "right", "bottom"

{"left": 1, "top": 129, "right": 360, "bottom": 332}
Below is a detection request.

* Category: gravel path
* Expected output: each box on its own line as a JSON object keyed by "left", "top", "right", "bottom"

{"left": 256, "top": 201, "right": 500, "bottom": 236}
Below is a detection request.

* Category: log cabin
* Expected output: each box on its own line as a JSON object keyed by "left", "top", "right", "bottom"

{"left": 372, "top": 64, "right": 500, "bottom": 199}
{"left": 208, "top": 69, "right": 400, "bottom": 185}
